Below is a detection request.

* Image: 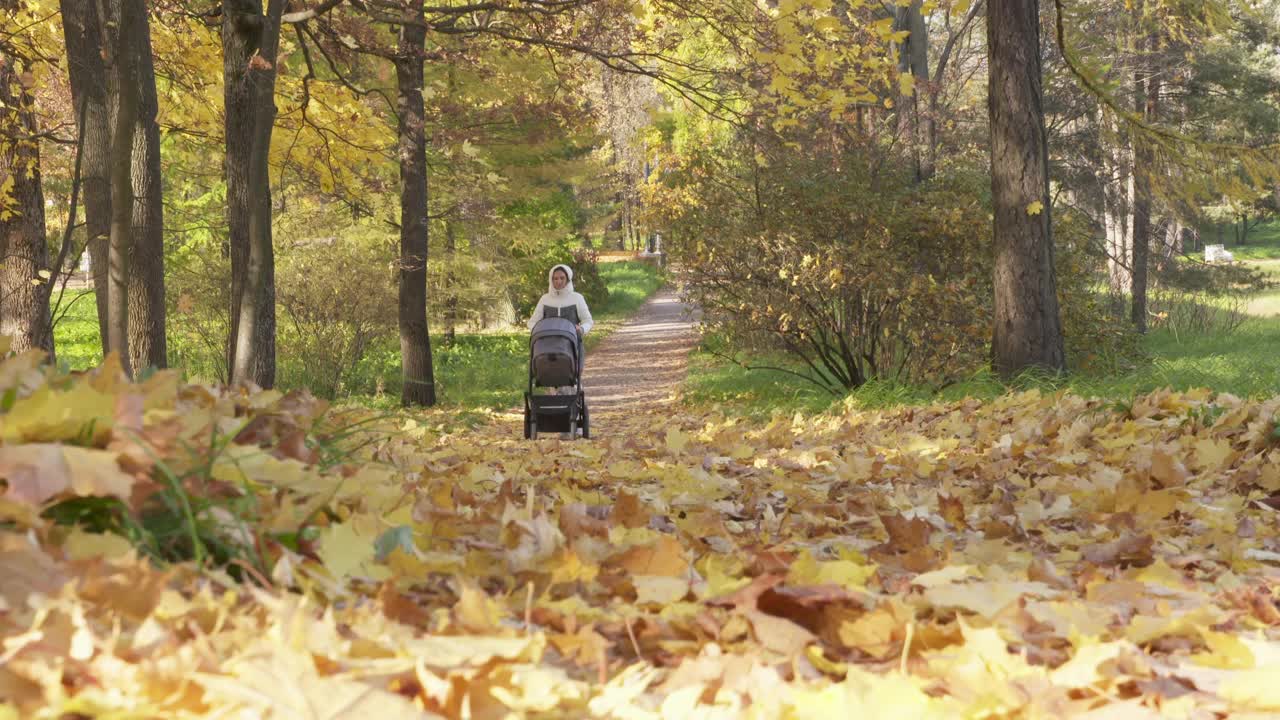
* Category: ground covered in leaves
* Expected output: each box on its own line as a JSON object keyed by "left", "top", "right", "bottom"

{"left": 4, "top": 347, "right": 1280, "bottom": 718}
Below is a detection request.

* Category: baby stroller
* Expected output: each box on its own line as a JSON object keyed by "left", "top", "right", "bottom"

{"left": 524, "top": 316, "right": 590, "bottom": 439}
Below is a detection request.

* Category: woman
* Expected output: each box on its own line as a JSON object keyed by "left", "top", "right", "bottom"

{"left": 527, "top": 264, "right": 594, "bottom": 337}
{"left": 528, "top": 265, "right": 593, "bottom": 419}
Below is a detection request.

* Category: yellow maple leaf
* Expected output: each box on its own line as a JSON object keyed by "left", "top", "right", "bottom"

{"left": 550, "top": 548, "right": 598, "bottom": 585}
{"left": 1219, "top": 667, "right": 1280, "bottom": 710}
{"left": 788, "top": 666, "right": 956, "bottom": 718}
{"left": 1193, "top": 437, "right": 1234, "bottom": 471}
{"left": 787, "top": 549, "right": 876, "bottom": 591}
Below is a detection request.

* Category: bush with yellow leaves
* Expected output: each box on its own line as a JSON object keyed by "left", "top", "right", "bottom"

{"left": 651, "top": 130, "right": 1137, "bottom": 391}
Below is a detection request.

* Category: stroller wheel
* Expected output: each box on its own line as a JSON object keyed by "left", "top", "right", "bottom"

{"left": 579, "top": 393, "right": 590, "bottom": 439}
{"left": 524, "top": 409, "right": 532, "bottom": 439}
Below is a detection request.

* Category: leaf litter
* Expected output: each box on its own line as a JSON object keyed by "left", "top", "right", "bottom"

{"left": 3, "top": 347, "right": 1280, "bottom": 717}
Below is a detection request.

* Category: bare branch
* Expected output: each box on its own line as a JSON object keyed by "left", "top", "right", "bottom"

{"left": 282, "top": 0, "right": 347, "bottom": 23}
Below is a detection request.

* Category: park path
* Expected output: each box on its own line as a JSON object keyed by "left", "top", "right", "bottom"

{"left": 580, "top": 287, "right": 701, "bottom": 426}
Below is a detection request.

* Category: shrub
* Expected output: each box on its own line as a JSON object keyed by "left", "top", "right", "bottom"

{"left": 276, "top": 234, "right": 397, "bottom": 398}
{"left": 651, "top": 130, "right": 1133, "bottom": 392}
{"left": 1053, "top": 210, "right": 1145, "bottom": 373}
{"left": 1146, "top": 259, "right": 1273, "bottom": 336}
{"left": 166, "top": 243, "right": 232, "bottom": 383}
{"left": 651, "top": 131, "right": 995, "bottom": 392}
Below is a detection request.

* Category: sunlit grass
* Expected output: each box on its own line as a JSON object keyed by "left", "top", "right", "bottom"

{"left": 1213, "top": 219, "right": 1280, "bottom": 261}
{"left": 685, "top": 315, "right": 1280, "bottom": 417}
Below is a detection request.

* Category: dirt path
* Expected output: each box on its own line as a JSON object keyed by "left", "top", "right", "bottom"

{"left": 580, "top": 288, "right": 700, "bottom": 424}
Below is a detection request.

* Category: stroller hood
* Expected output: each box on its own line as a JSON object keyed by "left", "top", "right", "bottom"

{"left": 530, "top": 316, "right": 580, "bottom": 388}
{"left": 531, "top": 316, "right": 578, "bottom": 342}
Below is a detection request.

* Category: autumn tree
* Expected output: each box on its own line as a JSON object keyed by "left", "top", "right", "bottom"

{"left": 222, "top": 0, "right": 285, "bottom": 388}
{"left": 0, "top": 51, "right": 54, "bottom": 354}
{"left": 57, "top": 0, "right": 166, "bottom": 374}
{"left": 59, "top": 0, "right": 113, "bottom": 348}
{"left": 987, "top": 0, "right": 1065, "bottom": 376}
{"left": 394, "top": 2, "right": 435, "bottom": 406}
{"left": 127, "top": 0, "right": 167, "bottom": 372}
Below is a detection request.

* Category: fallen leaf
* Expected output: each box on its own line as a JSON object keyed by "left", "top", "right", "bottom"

{"left": 880, "top": 513, "right": 931, "bottom": 550}
{"left": 1150, "top": 448, "right": 1190, "bottom": 488}
{"left": 611, "top": 535, "right": 689, "bottom": 577}
{"left": 1081, "top": 534, "right": 1154, "bottom": 567}
{"left": 0, "top": 444, "right": 137, "bottom": 506}
{"left": 634, "top": 575, "right": 690, "bottom": 605}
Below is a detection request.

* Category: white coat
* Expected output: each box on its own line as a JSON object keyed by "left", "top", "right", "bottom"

{"left": 527, "top": 263, "right": 594, "bottom": 334}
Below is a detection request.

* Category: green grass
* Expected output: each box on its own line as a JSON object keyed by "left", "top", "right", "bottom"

{"left": 1215, "top": 219, "right": 1280, "bottom": 261}
{"left": 1245, "top": 260, "right": 1280, "bottom": 316}
{"left": 683, "top": 350, "right": 844, "bottom": 417}
{"left": 685, "top": 222, "right": 1280, "bottom": 418}
{"left": 49, "top": 290, "right": 104, "bottom": 370}
{"left": 336, "top": 334, "right": 531, "bottom": 412}
{"left": 685, "top": 315, "right": 1280, "bottom": 418}
{"left": 594, "top": 262, "right": 666, "bottom": 320}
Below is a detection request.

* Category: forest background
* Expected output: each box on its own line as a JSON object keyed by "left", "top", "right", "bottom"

{"left": 3, "top": 0, "right": 1280, "bottom": 415}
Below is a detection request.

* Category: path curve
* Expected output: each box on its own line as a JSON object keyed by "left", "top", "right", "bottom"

{"left": 581, "top": 288, "right": 700, "bottom": 424}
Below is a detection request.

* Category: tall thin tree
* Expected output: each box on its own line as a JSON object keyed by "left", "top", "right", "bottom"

{"left": 127, "top": 0, "right": 167, "bottom": 371}
{"left": 223, "top": 0, "right": 285, "bottom": 388}
{"left": 59, "top": 0, "right": 113, "bottom": 352}
{"left": 1129, "top": 6, "right": 1158, "bottom": 333}
{"left": 105, "top": 0, "right": 142, "bottom": 377}
{"left": 394, "top": 1, "right": 436, "bottom": 406}
{"left": 893, "top": 0, "right": 930, "bottom": 181}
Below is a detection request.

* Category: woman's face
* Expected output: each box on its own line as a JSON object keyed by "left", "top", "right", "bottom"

{"left": 552, "top": 269, "right": 568, "bottom": 290}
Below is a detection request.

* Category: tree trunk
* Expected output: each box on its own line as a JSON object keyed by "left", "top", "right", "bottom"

{"left": 0, "top": 56, "right": 55, "bottom": 355}
{"left": 395, "top": 7, "right": 436, "bottom": 407}
{"left": 443, "top": 61, "right": 458, "bottom": 345}
{"left": 608, "top": 189, "right": 624, "bottom": 249}
{"left": 444, "top": 218, "right": 457, "bottom": 344}
{"left": 106, "top": 0, "right": 142, "bottom": 377}
{"left": 223, "top": 0, "right": 282, "bottom": 388}
{"left": 894, "top": 0, "right": 930, "bottom": 181}
{"left": 1129, "top": 156, "right": 1151, "bottom": 332}
{"left": 926, "top": 0, "right": 984, "bottom": 183}
{"left": 1129, "top": 6, "right": 1158, "bottom": 334}
{"left": 1162, "top": 219, "right": 1183, "bottom": 261}
{"left": 59, "top": 0, "right": 112, "bottom": 352}
{"left": 127, "top": 3, "right": 166, "bottom": 372}
{"left": 987, "top": 0, "right": 1065, "bottom": 377}
{"left": 1100, "top": 106, "right": 1132, "bottom": 312}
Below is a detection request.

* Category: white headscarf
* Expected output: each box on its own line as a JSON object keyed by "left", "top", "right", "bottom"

{"left": 548, "top": 264, "right": 574, "bottom": 298}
